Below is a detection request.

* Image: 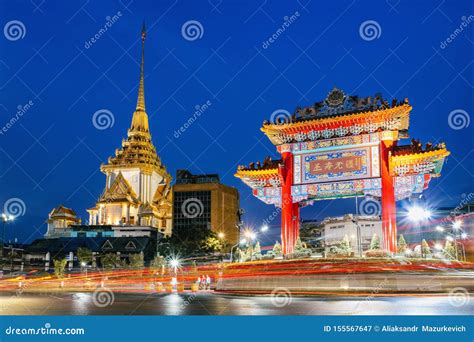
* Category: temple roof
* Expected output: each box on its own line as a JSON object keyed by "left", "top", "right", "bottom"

{"left": 49, "top": 205, "right": 77, "bottom": 217}
{"left": 48, "top": 205, "right": 80, "bottom": 223}
{"left": 235, "top": 157, "right": 281, "bottom": 189}
{"left": 390, "top": 141, "right": 450, "bottom": 177}
{"left": 261, "top": 88, "right": 412, "bottom": 145}
{"left": 101, "top": 24, "right": 169, "bottom": 178}
{"left": 98, "top": 172, "right": 139, "bottom": 204}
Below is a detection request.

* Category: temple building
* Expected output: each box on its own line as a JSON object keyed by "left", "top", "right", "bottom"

{"left": 86, "top": 24, "right": 172, "bottom": 236}
{"left": 45, "top": 205, "right": 81, "bottom": 238}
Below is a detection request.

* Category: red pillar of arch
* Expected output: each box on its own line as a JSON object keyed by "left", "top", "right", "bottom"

{"left": 292, "top": 202, "right": 300, "bottom": 247}
{"left": 380, "top": 140, "right": 397, "bottom": 253}
{"left": 279, "top": 151, "right": 297, "bottom": 255}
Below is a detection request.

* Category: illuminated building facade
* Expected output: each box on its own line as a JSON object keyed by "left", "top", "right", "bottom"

{"left": 322, "top": 214, "right": 382, "bottom": 253}
{"left": 86, "top": 24, "right": 173, "bottom": 236}
{"left": 173, "top": 170, "right": 241, "bottom": 248}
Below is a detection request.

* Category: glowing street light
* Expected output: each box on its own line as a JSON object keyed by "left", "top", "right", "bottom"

{"left": 407, "top": 206, "right": 432, "bottom": 222}
{"left": 436, "top": 226, "right": 444, "bottom": 232}
{"left": 446, "top": 235, "right": 454, "bottom": 242}
{"left": 260, "top": 225, "right": 269, "bottom": 232}
{"left": 169, "top": 258, "right": 181, "bottom": 275}
{"left": 81, "top": 262, "right": 87, "bottom": 278}
{"left": 453, "top": 220, "right": 462, "bottom": 230}
{"left": 217, "top": 232, "right": 225, "bottom": 239}
{"left": 243, "top": 229, "right": 257, "bottom": 241}
{"left": 170, "top": 259, "right": 180, "bottom": 269}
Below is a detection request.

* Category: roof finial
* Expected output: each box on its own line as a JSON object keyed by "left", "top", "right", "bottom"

{"left": 136, "top": 21, "right": 146, "bottom": 112}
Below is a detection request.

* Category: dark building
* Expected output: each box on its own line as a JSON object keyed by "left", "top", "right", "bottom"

{"left": 23, "top": 236, "right": 158, "bottom": 270}
{"left": 172, "top": 170, "right": 241, "bottom": 249}
{"left": 1, "top": 243, "right": 26, "bottom": 273}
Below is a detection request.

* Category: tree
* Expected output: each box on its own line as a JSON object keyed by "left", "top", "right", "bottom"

{"left": 293, "top": 236, "right": 311, "bottom": 257}
{"left": 129, "top": 253, "right": 144, "bottom": 269}
{"left": 253, "top": 241, "right": 262, "bottom": 260}
{"left": 421, "top": 239, "right": 431, "bottom": 257}
{"left": 339, "top": 235, "right": 352, "bottom": 255}
{"left": 272, "top": 241, "right": 282, "bottom": 257}
{"left": 246, "top": 244, "right": 253, "bottom": 261}
{"left": 158, "top": 226, "right": 223, "bottom": 257}
{"left": 53, "top": 258, "right": 67, "bottom": 279}
{"left": 328, "top": 235, "right": 352, "bottom": 257}
{"left": 443, "top": 240, "right": 456, "bottom": 259}
{"left": 397, "top": 235, "right": 407, "bottom": 254}
{"left": 77, "top": 247, "right": 93, "bottom": 266}
{"left": 203, "top": 236, "right": 223, "bottom": 253}
{"left": 101, "top": 253, "right": 121, "bottom": 270}
{"left": 150, "top": 254, "right": 165, "bottom": 269}
{"left": 369, "top": 233, "right": 380, "bottom": 250}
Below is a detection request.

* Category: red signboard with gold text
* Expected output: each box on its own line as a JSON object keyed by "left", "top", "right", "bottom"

{"left": 309, "top": 155, "right": 363, "bottom": 175}
{"left": 293, "top": 145, "right": 380, "bottom": 184}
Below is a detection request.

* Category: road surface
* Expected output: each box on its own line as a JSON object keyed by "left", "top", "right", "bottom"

{"left": 0, "top": 292, "right": 471, "bottom": 315}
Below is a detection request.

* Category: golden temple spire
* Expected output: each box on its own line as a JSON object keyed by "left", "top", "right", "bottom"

{"left": 136, "top": 22, "right": 146, "bottom": 112}
{"left": 130, "top": 22, "right": 150, "bottom": 133}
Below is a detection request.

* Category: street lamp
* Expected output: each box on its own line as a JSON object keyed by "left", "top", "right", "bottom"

{"left": 451, "top": 220, "right": 462, "bottom": 259}
{"left": 81, "top": 262, "right": 87, "bottom": 278}
{"left": 1, "top": 214, "right": 14, "bottom": 268}
{"left": 260, "top": 225, "right": 269, "bottom": 232}
{"left": 407, "top": 206, "right": 431, "bottom": 258}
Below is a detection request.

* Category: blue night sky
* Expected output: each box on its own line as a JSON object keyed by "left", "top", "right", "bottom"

{"left": 0, "top": 0, "right": 472, "bottom": 245}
